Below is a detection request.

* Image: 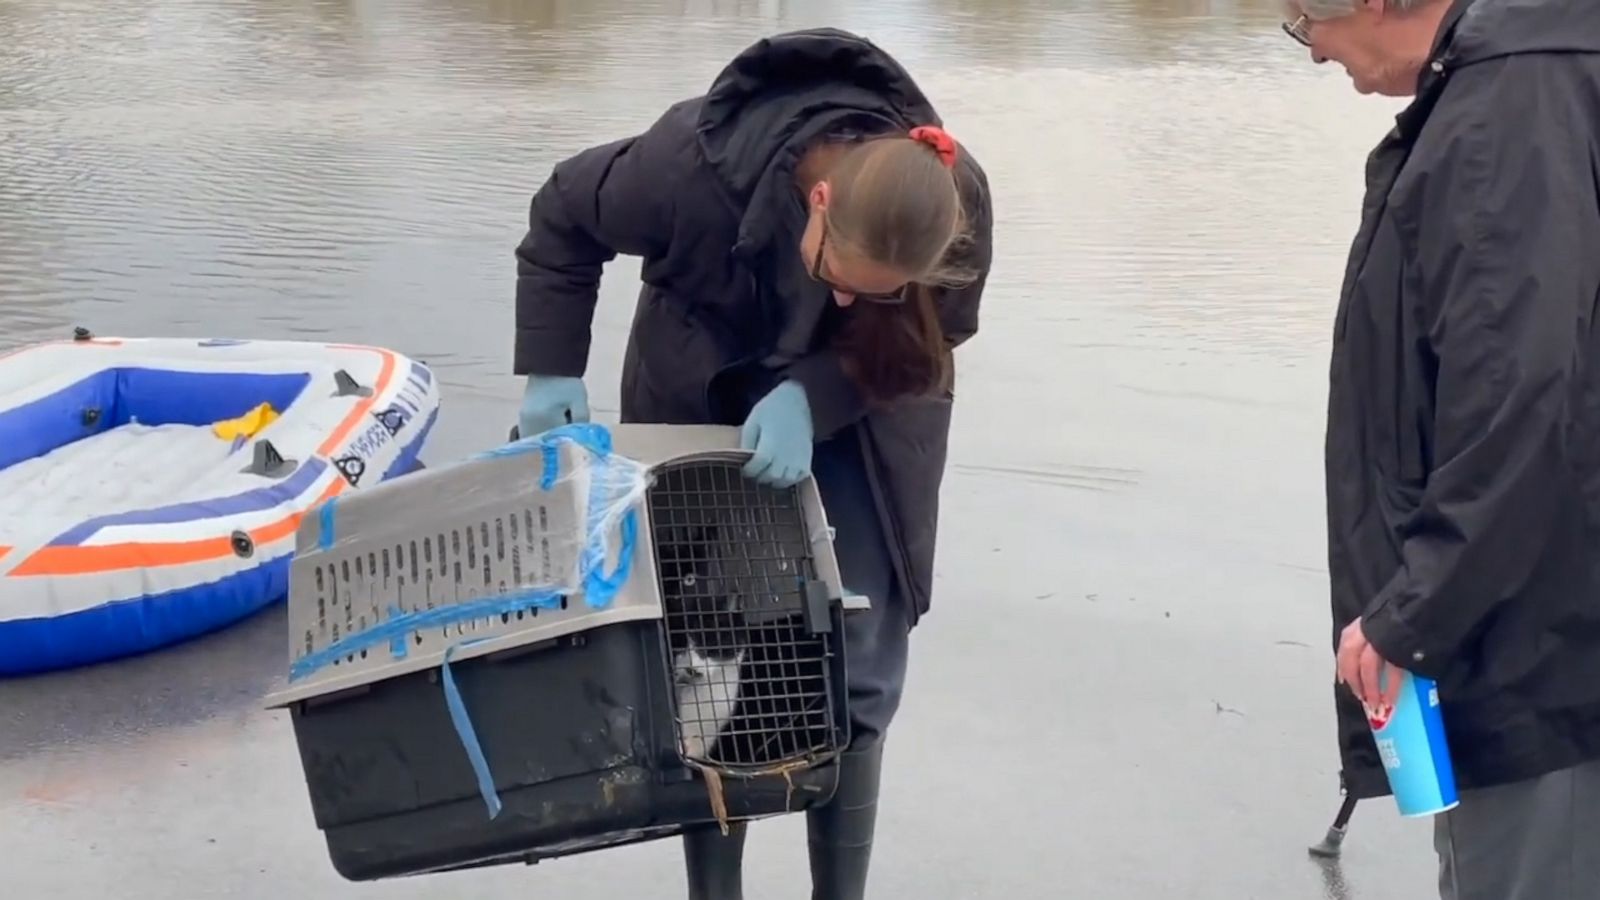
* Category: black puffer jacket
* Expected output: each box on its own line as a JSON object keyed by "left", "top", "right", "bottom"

{"left": 511, "top": 28, "right": 994, "bottom": 625}
{"left": 1324, "top": 0, "right": 1600, "bottom": 798}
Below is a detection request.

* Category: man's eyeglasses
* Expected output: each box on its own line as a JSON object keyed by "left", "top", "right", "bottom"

{"left": 1283, "top": 14, "right": 1312, "bottom": 48}
{"left": 810, "top": 221, "right": 908, "bottom": 305}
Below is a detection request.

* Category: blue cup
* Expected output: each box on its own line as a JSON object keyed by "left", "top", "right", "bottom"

{"left": 1367, "top": 668, "right": 1459, "bottom": 817}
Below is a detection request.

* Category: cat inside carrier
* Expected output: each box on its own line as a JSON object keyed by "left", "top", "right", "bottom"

{"left": 653, "top": 459, "right": 842, "bottom": 772}
{"left": 266, "top": 423, "right": 868, "bottom": 881}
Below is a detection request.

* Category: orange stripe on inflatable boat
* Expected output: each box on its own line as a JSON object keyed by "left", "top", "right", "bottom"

{"left": 10, "top": 476, "right": 348, "bottom": 577}
{"left": 318, "top": 347, "right": 396, "bottom": 457}
{"left": 0, "top": 546, "right": 9, "bottom": 563}
{"left": 8, "top": 348, "right": 393, "bottom": 577}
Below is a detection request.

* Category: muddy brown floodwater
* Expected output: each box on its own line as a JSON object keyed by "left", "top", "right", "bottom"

{"left": 0, "top": 0, "right": 1434, "bottom": 897}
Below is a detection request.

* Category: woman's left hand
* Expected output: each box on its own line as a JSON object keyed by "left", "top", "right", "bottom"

{"left": 740, "top": 381, "right": 814, "bottom": 488}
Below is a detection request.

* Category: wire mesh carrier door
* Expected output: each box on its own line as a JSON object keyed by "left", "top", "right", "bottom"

{"left": 265, "top": 423, "right": 864, "bottom": 882}
{"left": 653, "top": 459, "right": 845, "bottom": 772}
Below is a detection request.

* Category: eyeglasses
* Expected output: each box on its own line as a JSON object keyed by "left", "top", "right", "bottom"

{"left": 810, "top": 220, "right": 908, "bottom": 305}
{"left": 1283, "top": 14, "right": 1312, "bottom": 48}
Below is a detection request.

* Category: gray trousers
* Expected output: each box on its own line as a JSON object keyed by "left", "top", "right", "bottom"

{"left": 809, "top": 429, "right": 911, "bottom": 747}
{"left": 1436, "top": 757, "right": 1600, "bottom": 900}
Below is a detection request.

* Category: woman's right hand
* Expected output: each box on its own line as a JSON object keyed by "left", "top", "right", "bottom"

{"left": 518, "top": 374, "right": 591, "bottom": 438}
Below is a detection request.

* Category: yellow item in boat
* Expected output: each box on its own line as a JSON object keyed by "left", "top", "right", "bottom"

{"left": 213, "top": 402, "right": 280, "bottom": 441}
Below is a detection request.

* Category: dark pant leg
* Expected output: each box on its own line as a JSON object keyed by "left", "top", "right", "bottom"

{"left": 1434, "top": 757, "right": 1600, "bottom": 900}
{"left": 809, "top": 429, "right": 911, "bottom": 746}
{"left": 804, "top": 429, "right": 908, "bottom": 899}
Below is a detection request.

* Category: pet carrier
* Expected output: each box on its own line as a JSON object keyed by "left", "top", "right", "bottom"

{"left": 264, "top": 422, "right": 868, "bottom": 881}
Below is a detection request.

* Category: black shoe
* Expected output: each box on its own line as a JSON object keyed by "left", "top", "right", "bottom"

{"left": 807, "top": 741, "right": 885, "bottom": 900}
{"left": 683, "top": 821, "right": 747, "bottom": 900}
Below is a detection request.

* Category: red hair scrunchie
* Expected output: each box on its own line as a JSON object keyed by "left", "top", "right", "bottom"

{"left": 909, "top": 125, "right": 958, "bottom": 169}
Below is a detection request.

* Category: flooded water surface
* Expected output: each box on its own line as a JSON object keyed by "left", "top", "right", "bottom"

{"left": 0, "top": 1, "right": 1434, "bottom": 897}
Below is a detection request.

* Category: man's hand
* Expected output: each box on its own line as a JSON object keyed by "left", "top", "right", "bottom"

{"left": 1337, "top": 618, "right": 1403, "bottom": 715}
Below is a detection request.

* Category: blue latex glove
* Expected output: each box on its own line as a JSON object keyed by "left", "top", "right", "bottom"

{"left": 740, "top": 381, "right": 813, "bottom": 488}
{"left": 518, "top": 374, "right": 590, "bottom": 438}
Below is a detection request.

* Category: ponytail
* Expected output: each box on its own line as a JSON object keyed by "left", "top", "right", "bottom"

{"left": 822, "top": 124, "right": 975, "bottom": 406}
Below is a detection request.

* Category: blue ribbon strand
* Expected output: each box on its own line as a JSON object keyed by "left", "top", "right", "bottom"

{"left": 441, "top": 640, "right": 503, "bottom": 818}
{"left": 317, "top": 496, "right": 338, "bottom": 550}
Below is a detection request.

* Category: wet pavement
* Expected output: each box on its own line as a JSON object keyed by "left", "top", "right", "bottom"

{"left": 0, "top": 0, "right": 1437, "bottom": 896}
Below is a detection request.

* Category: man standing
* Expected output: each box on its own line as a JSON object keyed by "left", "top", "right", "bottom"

{"left": 1289, "top": 0, "right": 1600, "bottom": 897}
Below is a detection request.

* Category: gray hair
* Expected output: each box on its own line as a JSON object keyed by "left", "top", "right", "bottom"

{"left": 1299, "top": 0, "right": 1438, "bottom": 19}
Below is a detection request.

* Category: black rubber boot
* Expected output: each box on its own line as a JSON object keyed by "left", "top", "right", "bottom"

{"left": 682, "top": 820, "right": 747, "bottom": 900}
{"left": 807, "top": 741, "right": 885, "bottom": 900}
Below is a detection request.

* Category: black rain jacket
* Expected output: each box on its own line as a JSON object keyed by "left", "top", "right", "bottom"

{"left": 1325, "top": 0, "right": 1600, "bottom": 798}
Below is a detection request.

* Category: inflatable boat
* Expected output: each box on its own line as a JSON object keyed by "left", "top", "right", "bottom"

{"left": 0, "top": 332, "right": 441, "bottom": 676}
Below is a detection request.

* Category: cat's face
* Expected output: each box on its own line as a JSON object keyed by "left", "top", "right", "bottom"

{"left": 673, "top": 644, "right": 743, "bottom": 686}
{"left": 665, "top": 569, "right": 751, "bottom": 654}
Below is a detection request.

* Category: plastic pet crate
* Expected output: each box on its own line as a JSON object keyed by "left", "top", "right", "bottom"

{"left": 264, "top": 423, "right": 866, "bottom": 881}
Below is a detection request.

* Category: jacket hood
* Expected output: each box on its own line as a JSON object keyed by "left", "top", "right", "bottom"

{"left": 695, "top": 28, "right": 943, "bottom": 252}
{"left": 1441, "top": 0, "right": 1600, "bottom": 66}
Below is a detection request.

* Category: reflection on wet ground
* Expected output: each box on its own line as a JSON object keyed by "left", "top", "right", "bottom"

{"left": 0, "top": 0, "right": 1432, "bottom": 896}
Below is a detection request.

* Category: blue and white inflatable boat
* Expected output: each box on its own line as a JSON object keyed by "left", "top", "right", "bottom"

{"left": 0, "top": 333, "right": 441, "bottom": 676}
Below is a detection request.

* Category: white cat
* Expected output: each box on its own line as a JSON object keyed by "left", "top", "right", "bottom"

{"left": 674, "top": 640, "right": 745, "bottom": 761}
